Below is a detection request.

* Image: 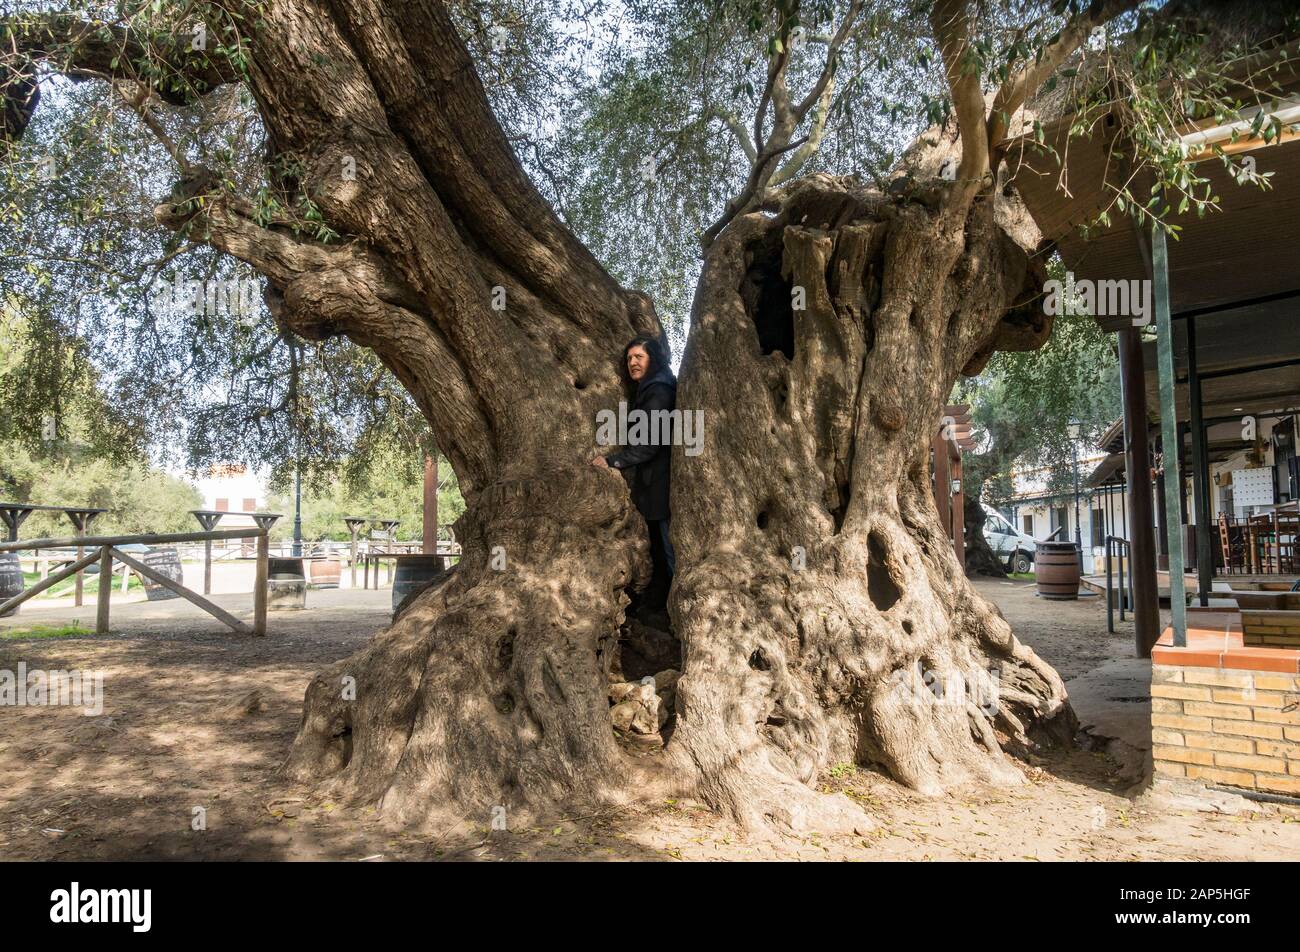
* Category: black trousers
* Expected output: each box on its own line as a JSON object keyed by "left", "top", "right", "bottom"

{"left": 644, "top": 518, "right": 674, "bottom": 611}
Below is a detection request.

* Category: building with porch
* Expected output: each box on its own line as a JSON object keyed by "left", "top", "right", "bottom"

{"left": 1008, "top": 46, "right": 1300, "bottom": 801}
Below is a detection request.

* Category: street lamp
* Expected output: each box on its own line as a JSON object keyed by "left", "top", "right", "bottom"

{"left": 292, "top": 465, "right": 303, "bottom": 558}
{"left": 1067, "top": 418, "right": 1083, "bottom": 552}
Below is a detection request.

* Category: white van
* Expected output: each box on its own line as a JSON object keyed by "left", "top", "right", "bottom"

{"left": 981, "top": 504, "right": 1037, "bottom": 573}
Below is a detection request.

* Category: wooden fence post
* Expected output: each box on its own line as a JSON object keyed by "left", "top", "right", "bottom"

{"left": 254, "top": 530, "right": 268, "bottom": 636}
{"left": 74, "top": 528, "right": 85, "bottom": 608}
{"left": 96, "top": 545, "right": 112, "bottom": 635}
{"left": 204, "top": 537, "right": 213, "bottom": 595}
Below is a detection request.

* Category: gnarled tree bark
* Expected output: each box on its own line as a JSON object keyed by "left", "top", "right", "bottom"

{"left": 965, "top": 495, "right": 1010, "bottom": 578}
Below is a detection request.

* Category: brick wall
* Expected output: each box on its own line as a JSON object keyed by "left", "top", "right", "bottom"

{"left": 1240, "top": 610, "right": 1300, "bottom": 649}
{"left": 1151, "top": 664, "right": 1300, "bottom": 796}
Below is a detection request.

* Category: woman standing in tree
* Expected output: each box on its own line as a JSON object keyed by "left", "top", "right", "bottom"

{"left": 592, "top": 335, "right": 677, "bottom": 609}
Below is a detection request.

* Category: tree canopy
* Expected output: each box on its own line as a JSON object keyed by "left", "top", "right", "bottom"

{"left": 3, "top": 0, "right": 1295, "bottom": 478}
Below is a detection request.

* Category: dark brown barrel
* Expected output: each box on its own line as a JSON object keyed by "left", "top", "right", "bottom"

{"left": 393, "top": 554, "right": 445, "bottom": 612}
{"left": 1035, "top": 541, "right": 1081, "bottom": 600}
{"left": 0, "top": 552, "right": 23, "bottom": 617}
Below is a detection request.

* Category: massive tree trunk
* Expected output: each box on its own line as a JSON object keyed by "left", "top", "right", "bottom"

{"left": 7, "top": 0, "right": 1078, "bottom": 833}
{"left": 664, "top": 173, "right": 1070, "bottom": 829}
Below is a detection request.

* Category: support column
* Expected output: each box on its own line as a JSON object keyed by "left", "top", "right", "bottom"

{"left": 951, "top": 453, "right": 965, "bottom": 569}
{"left": 1187, "top": 317, "right": 1213, "bottom": 607}
{"left": 63, "top": 509, "right": 104, "bottom": 609}
{"left": 191, "top": 510, "right": 223, "bottom": 595}
{"left": 1118, "top": 327, "right": 1161, "bottom": 657}
{"left": 1154, "top": 438, "right": 1169, "bottom": 561}
{"left": 932, "top": 434, "right": 951, "bottom": 551}
{"left": 96, "top": 546, "right": 112, "bottom": 635}
{"left": 1153, "top": 226, "right": 1187, "bottom": 647}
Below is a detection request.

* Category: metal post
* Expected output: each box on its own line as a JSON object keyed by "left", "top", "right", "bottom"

{"left": 1106, "top": 540, "right": 1114, "bottom": 633}
{"left": 254, "top": 530, "right": 268, "bottom": 637}
{"left": 1072, "top": 442, "right": 1082, "bottom": 552}
{"left": 293, "top": 466, "right": 303, "bottom": 558}
{"left": 1119, "top": 540, "right": 1127, "bottom": 620}
{"left": 1187, "top": 316, "right": 1213, "bottom": 606}
{"left": 1120, "top": 477, "right": 1127, "bottom": 541}
{"left": 1153, "top": 225, "right": 1187, "bottom": 647}
{"left": 96, "top": 545, "right": 112, "bottom": 635}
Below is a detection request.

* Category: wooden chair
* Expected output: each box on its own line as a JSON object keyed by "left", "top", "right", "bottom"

{"left": 1248, "top": 514, "right": 1274, "bottom": 573}
{"left": 1218, "top": 514, "right": 1249, "bottom": 575}
{"left": 1273, "top": 513, "right": 1300, "bottom": 575}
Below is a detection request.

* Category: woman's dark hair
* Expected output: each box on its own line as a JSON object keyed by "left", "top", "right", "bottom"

{"left": 622, "top": 335, "right": 673, "bottom": 384}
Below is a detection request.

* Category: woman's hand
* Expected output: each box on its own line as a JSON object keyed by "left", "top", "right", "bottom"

{"left": 589, "top": 456, "right": 609, "bottom": 468}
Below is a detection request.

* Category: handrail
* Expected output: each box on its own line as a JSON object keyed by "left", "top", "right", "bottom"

{"left": 1104, "top": 535, "right": 1133, "bottom": 633}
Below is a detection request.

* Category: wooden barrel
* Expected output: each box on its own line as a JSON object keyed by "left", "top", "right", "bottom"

{"left": 0, "top": 552, "right": 23, "bottom": 617}
{"left": 307, "top": 557, "right": 341, "bottom": 589}
{"left": 1035, "top": 541, "right": 1081, "bottom": 600}
{"left": 139, "top": 548, "right": 184, "bottom": 601}
{"left": 392, "top": 554, "right": 445, "bottom": 612}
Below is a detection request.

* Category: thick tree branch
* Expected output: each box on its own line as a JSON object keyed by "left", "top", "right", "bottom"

{"left": 929, "top": 0, "right": 990, "bottom": 213}
{"left": 151, "top": 170, "right": 497, "bottom": 487}
{"left": 792, "top": 0, "right": 860, "bottom": 121}
{"left": 334, "top": 2, "right": 631, "bottom": 321}
{"left": 1, "top": 11, "right": 238, "bottom": 142}
{"left": 770, "top": 77, "right": 835, "bottom": 187}
{"left": 700, "top": 133, "right": 807, "bottom": 248}
{"left": 703, "top": 0, "right": 862, "bottom": 247}
{"left": 715, "top": 105, "right": 758, "bottom": 163}
{"left": 987, "top": 0, "right": 1143, "bottom": 161}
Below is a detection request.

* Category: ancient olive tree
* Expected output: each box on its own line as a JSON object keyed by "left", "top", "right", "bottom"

{"left": 4, "top": 0, "right": 1291, "bottom": 832}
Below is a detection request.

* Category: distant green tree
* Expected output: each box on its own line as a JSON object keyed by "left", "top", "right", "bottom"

{"left": 267, "top": 448, "right": 465, "bottom": 544}
{"left": 1, "top": 445, "right": 203, "bottom": 537}
{"left": 954, "top": 261, "right": 1123, "bottom": 574}
{"left": 0, "top": 294, "right": 203, "bottom": 536}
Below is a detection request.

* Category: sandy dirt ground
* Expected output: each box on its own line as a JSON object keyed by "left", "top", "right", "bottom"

{"left": 1, "top": 578, "right": 1297, "bottom": 861}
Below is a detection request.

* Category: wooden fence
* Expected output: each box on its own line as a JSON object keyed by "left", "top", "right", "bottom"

{"left": 0, "top": 527, "right": 269, "bottom": 636}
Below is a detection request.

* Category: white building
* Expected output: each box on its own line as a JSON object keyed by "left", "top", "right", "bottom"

{"left": 193, "top": 464, "right": 269, "bottom": 528}
{"left": 996, "top": 450, "right": 1111, "bottom": 574}
{"left": 998, "top": 411, "right": 1300, "bottom": 578}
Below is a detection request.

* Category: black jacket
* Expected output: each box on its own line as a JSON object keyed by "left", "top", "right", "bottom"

{"left": 605, "top": 369, "right": 676, "bottom": 522}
